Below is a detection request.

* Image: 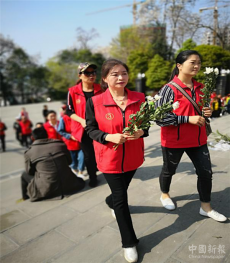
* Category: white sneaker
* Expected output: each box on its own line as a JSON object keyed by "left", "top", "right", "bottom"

{"left": 111, "top": 209, "right": 116, "bottom": 219}
{"left": 71, "top": 168, "right": 78, "bottom": 176}
{"left": 199, "top": 207, "right": 227, "bottom": 222}
{"left": 77, "top": 173, "right": 86, "bottom": 179}
{"left": 160, "top": 196, "right": 175, "bottom": 210}
{"left": 124, "top": 246, "right": 138, "bottom": 263}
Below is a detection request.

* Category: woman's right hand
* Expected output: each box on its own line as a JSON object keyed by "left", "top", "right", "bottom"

{"left": 105, "top": 133, "right": 127, "bottom": 144}
{"left": 70, "top": 135, "right": 77, "bottom": 141}
{"left": 80, "top": 119, "right": 86, "bottom": 128}
{"left": 188, "top": 116, "right": 205, "bottom": 127}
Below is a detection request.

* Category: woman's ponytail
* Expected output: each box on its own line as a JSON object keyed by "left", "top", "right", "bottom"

{"left": 169, "top": 66, "right": 179, "bottom": 81}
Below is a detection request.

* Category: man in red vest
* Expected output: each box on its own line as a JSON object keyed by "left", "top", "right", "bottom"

{"left": 43, "top": 110, "right": 62, "bottom": 140}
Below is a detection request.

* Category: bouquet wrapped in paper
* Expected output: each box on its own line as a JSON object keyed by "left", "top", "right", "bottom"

{"left": 113, "top": 95, "right": 179, "bottom": 150}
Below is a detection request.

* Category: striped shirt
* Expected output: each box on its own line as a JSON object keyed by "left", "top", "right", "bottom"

{"left": 155, "top": 84, "right": 195, "bottom": 127}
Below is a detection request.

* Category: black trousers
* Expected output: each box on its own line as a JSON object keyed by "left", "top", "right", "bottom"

{"left": 80, "top": 131, "right": 97, "bottom": 183}
{"left": 0, "top": 135, "right": 6, "bottom": 151}
{"left": 21, "top": 171, "right": 34, "bottom": 200}
{"left": 16, "top": 132, "right": 22, "bottom": 145}
{"left": 159, "top": 144, "right": 213, "bottom": 202}
{"left": 104, "top": 170, "right": 139, "bottom": 248}
{"left": 21, "top": 134, "right": 32, "bottom": 148}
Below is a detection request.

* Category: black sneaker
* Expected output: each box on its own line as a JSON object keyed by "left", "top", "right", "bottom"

{"left": 89, "top": 179, "right": 98, "bottom": 187}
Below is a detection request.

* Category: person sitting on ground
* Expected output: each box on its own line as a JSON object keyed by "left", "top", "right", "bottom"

{"left": 35, "top": 122, "right": 44, "bottom": 128}
{"left": 20, "top": 127, "right": 85, "bottom": 202}
{"left": 43, "top": 110, "right": 62, "bottom": 140}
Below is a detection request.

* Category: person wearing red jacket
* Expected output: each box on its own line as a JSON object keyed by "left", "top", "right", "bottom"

{"left": 155, "top": 50, "right": 226, "bottom": 223}
{"left": 66, "top": 62, "right": 103, "bottom": 187}
{"left": 58, "top": 109, "right": 85, "bottom": 179}
{"left": 43, "top": 110, "right": 62, "bottom": 140}
{"left": 0, "top": 119, "right": 7, "bottom": 152}
{"left": 19, "top": 116, "right": 33, "bottom": 147}
{"left": 86, "top": 59, "right": 149, "bottom": 263}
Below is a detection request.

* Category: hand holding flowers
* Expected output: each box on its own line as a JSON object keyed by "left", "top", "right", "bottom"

{"left": 113, "top": 95, "right": 179, "bottom": 150}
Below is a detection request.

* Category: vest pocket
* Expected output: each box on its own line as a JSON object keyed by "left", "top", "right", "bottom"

{"left": 99, "top": 145, "right": 103, "bottom": 162}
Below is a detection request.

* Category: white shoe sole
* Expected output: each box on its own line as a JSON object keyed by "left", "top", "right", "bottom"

{"left": 160, "top": 197, "right": 175, "bottom": 210}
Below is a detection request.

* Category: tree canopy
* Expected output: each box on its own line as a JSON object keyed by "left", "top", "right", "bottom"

{"left": 145, "top": 54, "right": 172, "bottom": 90}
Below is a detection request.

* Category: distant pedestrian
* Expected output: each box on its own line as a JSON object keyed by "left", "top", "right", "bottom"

{"left": 211, "top": 95, "right": 221, "bottom": 117}
{"left": 86, "top": 59, "right": 149, "bottom": 263}
{"left": 226, "top": 94, "right": 230, "bottom": 114}
{"left": 13, "top": 117, "right": 22, "bottom": 145}
{"left": 66, "top": 62, "right": 103, "bottom": 187}
{"left": 19, "top": 116, "right": 33, "bottom": 148}
{"left": 0, "top": 119, "right": 7, "bottom": 152}
{"left": 42, "top": 105, "right": 49, "bottom": 122}
{"left": 156, "top": 50, "right": 227, "bottom": 222}
{"left": 43, "top": 110, "right": 62, "bottom": 140}
{"left": 19, "top": 107, "right": 29, "bottom": 119}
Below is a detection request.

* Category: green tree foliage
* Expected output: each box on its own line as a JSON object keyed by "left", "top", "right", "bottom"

{"left": 145, "top": 54, "right": 172, "bottom": 90}
{"left": 127, "top": 50, "right": 150, "bottom": 86}
{"left": 46, "top": 48, "right": 106, "bottom": 95}
{"left": 175, "top": 39, "right": 197, "bottom": 57}
{"left": 193, "top": 45, "right": 230, "bottom": 83}
{"left": 110, "top": 26, "right": 151, "bottom": 62}
{"left": 29, "top": 66, "right": 50, "bottom": 100}
{"left": 5, "top": 48, "right": 35, "bottom": 104}
{"left": 46, "top": 59, "right": 78, "bottom": 92}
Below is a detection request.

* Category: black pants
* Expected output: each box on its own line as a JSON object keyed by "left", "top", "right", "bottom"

{"left": 16, "top": 132, "right": 22, "bottom": 145}
{"left": 80, "top": 131, "right": 97, "bottom": 183}
{"left": 21, "top": 171, "right": 34, "bottom": 199}
{"left": 0, "top": 135, "right": 6, "bottom": 151}
{"left": 104, "top": 170, "right": 139, "bottom": 248}
{"left": 21, "top": 134, "right": 32, "bottom": 148}
{"left": 160, "top": 144, "right": 212, "bottom": 202}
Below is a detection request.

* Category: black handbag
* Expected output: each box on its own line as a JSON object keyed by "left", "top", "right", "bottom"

{"left": 169, "top": 81, "right": 212, "bottom": 137}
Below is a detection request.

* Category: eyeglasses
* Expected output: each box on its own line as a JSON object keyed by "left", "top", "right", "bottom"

{"left": 80, "top": 71, "right": 96, "bottom": 77}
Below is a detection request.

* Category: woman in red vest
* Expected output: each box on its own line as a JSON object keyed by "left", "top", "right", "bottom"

{"left": 19, "top": 116, "right": 33, "bottom": 147}
{"left": 155, "top": 50, "right": 226, "bottom": 222}
{"left": 57, "top": 106, "right": 85, "bottom": 178}
{"left": 86, "top": 59, "right": 149, "bottom": 263}
{"left": 66, "top": 63, "right": 103, "bottom": 187}
{"left": 43, "top": 110, "right": 62, "bottom": 140}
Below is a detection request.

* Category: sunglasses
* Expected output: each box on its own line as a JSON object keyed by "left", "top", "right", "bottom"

{"left": 80, "top": 71, "right": 96, "bottom": 77}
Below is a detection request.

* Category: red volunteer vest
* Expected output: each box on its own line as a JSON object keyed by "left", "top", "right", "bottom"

{"left": 62, "top": 115, "right": 81, "bottom": 151}
{"left": 161, "top": 76, "right": 207, "bottom": 148}
{"left": 92, "top": 88, "right": 145, "bottom": 173}
{"left": 20, "top": 120, "right": 32, "bottom": 135}
{"left": 44, "top": 121, "right": 62, "bottom": 140}
{"left": 68, "top": 82, "right": 103, "bottom": 142}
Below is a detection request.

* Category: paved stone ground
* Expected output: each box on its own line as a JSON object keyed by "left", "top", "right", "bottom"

{"left": 0, "top": 102, "right": 230, "bottom": 263}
